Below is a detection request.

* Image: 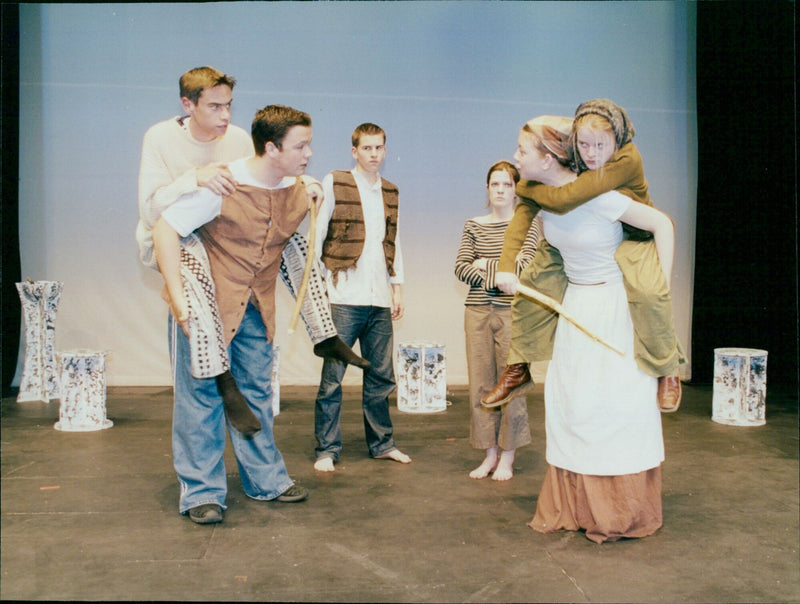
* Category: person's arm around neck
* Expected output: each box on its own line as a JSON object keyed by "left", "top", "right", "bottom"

{"left": 498, "top": 200, "right": 539, "bottom": 273}
{"left": 518, "top": 143, "right": 645, "bottom": 215}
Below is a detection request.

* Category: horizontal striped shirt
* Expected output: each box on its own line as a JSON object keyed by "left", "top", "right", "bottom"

{"left": 454, "top": 216, "right": 540, "bottom": 306}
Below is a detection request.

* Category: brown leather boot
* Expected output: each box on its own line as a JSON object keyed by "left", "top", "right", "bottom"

{"left": 657, "top": 375, "right": 682, "bottom": 413}
{"left": 481, "top": 363, "right": 534, "bottom": 408}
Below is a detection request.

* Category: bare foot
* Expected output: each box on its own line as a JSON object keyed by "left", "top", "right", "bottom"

{"left": 491, "top": 449, "right": 515, "bottom": 481}
{"left": 314, "top": 457, "right": 335, "bottom": 472}
{"left": 469, "top": 459, "right": 498, "bottom": 479}
{"left": 375, "top": 449, "right": 412, "bottom": 464}
{"left": 469, "top": 448, "right": 498, "bottom": 479}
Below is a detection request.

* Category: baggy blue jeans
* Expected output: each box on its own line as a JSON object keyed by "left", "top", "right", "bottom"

{"left": 314, "top": 304, "right": 397, "bottom": 461}
{"left": 169, "top": 300, "right": 294, "bottom": 514}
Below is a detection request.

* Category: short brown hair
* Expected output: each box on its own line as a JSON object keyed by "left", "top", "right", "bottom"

{"left": 351, "top": 123, "right": 385, "bottom": 148}
{"left": 251, "top": 105, "right": 312, "bottom": 156}
{"left": 179, "top": 66, "right": 236, "bottom": 104}
{"left": 486, "top": 160, "right": 519, "bottom": 186}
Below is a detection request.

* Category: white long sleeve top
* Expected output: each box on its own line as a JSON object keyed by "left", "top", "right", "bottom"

{"left": 135, "top": 116, "right": 253, "bottom": 268}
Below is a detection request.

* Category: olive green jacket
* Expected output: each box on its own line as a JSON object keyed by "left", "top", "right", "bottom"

{"left": 501, "top": 143, "right": 685, "bottom": 377}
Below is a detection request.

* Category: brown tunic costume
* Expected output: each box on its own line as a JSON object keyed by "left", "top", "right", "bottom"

{"left": 199, "top": 181, "right": 309, "bottom": 345}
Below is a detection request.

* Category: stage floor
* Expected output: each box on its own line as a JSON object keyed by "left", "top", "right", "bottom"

{"left": 2, "top": 383, "right": 798, "bottom": 602}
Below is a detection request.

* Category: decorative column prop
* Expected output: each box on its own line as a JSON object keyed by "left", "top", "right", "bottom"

{"left": 712, "top": 347, "right": 767, "bottom": 426}
{"left": 396, "top": 341, "right": 447, "bottom": 414}
{"left": 16, "top": 280, "right": 63, "bottom": 402}
{"left": 55, "top": 350, "right": 113, "bottom": 432}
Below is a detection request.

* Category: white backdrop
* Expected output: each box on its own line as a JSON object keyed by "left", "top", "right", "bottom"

{"left": 15, "top": 1, "right": 696, "bottom": 386}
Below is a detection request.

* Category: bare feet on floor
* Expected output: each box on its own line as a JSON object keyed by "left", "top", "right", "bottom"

{"left": 491, "top": 449, "right": 515, "bottom": 481}
{"left": 469, "top": 447, "right": 498, "bottom": 479}
{"left": 314, "top": 457, "right": 335, "bottom": 472}
{"left": 375, "top": 449, "right": 412, "bottom": 464}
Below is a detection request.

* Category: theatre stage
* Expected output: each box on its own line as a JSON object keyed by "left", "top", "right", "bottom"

{"left": 1, "top": 383, "right": 798, "bottom": 602}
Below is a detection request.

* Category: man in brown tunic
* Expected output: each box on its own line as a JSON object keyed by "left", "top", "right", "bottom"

{"left": 152, "top": 105, "right": 316, "bottom": 524}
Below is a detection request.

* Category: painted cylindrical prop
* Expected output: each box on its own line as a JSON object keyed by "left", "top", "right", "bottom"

{"left": 16, "top": 280, "right": 63, "bottom": 402}
{"left": 712, "top": 347, "right": 767, "bottom": 426}
{"left": 396, "top": 341, "right": 447, "bottom": 414}
{"left": 55, "top": 350, "right": 113, "bottom": 432}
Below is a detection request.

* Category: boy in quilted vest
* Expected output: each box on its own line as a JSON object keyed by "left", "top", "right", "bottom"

{"left": 312, "top": 123, "right": 412, "bottom": 472}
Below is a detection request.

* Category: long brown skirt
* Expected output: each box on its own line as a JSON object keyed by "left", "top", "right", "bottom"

{"left": 529, "top": 464, "right": 663, "bottom": 544}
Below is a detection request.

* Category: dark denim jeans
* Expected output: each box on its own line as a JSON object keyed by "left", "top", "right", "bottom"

{"left": 314, "top": 304, "right": 396, "bottom": 460}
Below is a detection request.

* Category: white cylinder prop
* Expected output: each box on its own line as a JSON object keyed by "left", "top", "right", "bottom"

{"left": 712, "top": 347, "right": 767, "bottom": 426}
{"left": 55, "top": 350, "right": 113, "bottom": 432}
{"left": 271, "top": 345, "right": 280, "bottom": 417}
{"left": 396, "top": 341, "right": 447, "bottom": 414}
{"left": 16, "top": 280, "right": 63, "bottom": 402}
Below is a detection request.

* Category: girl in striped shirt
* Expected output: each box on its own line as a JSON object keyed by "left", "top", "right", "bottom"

{"left": 454, "top": 161, "right": 540, "bottom": 481}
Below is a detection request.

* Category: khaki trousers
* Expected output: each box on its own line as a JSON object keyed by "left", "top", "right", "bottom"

{"left": 465, "top": 305, "right": 531, "bottom": 451}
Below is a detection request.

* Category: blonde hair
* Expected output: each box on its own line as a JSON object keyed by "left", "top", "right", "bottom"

{"left": 570, "top": 99, "right": 634, "bottom": 172}
{"left": 574, "top": 113, "right": 616, "bottom": 140}
{"left": 521, "top": 116, "right": 573, "bottom": 167}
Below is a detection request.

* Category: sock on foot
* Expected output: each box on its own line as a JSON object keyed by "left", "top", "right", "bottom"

{"left": 216, "top": 371, "right": 261, "bottom": 436}
{"left": 313, "top": 336, "right": 371, "bottom": 369}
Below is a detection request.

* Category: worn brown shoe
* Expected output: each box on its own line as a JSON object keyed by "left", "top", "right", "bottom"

{"left": 657, "top": 375, "right": 682, "bottom": 413}
{"left": 481, "top": 363, "right": 535, "bottom": 408}
{"left": 188, "top": 503, "right": 223, "bottom": 524}
{"left": 275, "top": 484, "right": 309, "bottom": 503}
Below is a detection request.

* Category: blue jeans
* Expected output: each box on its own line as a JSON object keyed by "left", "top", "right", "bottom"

{"left": 169, "top": 300, "right": 293, "bottom": 514}
{"left": 314, "top": 305, "right": 397, "bottom": 461}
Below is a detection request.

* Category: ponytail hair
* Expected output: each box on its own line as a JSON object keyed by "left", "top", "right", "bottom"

{"left": 521, "top": 116, "right": 573, "bottom": 168}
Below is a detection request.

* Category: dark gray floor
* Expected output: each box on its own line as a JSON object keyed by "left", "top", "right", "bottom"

{"left": 1, "top": 382, "right": 798, "bottom": 602}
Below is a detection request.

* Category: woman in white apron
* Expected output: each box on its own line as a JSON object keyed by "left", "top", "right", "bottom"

{"left": 510, "top": 115, "right": 675, "bottom": 543}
